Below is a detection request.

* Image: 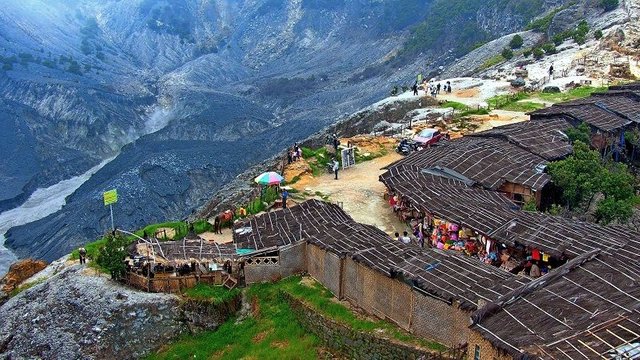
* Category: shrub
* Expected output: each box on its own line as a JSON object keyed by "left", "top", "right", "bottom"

{"left": 600, "top": 0, "right": 619, "bottom": 11}
{"left": 509, "top": 34, "right": 524, "bottom": 49}
{"left": 594, "top": 29, "right": 603, "bottom": 39}
{"left": 542, "top": 43, "right": 557, "bottom": 55}
{"left": 523, "top": 49, "right": 532, "bottom": 58}
{"left": 96, "top": 233, "right": 128, "bottom": 280}
{"left": 533, "top": 47, "right": 545, "bottom": 59}
{"left": 501, "top": 48, "right": 514, "bottom": 60}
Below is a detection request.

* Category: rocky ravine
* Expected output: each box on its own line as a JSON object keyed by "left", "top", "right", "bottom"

{"left": 0, "top": 265, "right": 186, "bottom": 359}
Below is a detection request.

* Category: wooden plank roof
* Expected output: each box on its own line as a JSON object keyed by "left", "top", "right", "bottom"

{"left": 381, "top": 167, "right": 518, "bottom": 236}
{"left": 386, "top": 136, "right": 550, "bottom": 191}
{"left": 232, "top": 199, "right": 354, "bottom": 250}
{"left": 394, "top": 250, "right": 530, "bottom": 311}
{"left": 529, "top": 90, "right": 640, "bottom": 132}
{"left": 470, "top": 118, "right": 573, "bottom": 161}
{"left": 471, "top": 250, "right": 640, "bottom": 359}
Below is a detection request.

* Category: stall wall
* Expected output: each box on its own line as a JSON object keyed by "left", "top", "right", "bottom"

{"left": 306, "top": 244, "right": 342, "bottom": 298}
{"left": 245, "top": 242, "right": 307, "bottom": 284}
{"left": 410, "top": 294, "right": 471, "bottom": 347}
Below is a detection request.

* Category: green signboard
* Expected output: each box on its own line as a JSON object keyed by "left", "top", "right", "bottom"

{"left": 103, "top": 189, "right": 118, "bottom": 206}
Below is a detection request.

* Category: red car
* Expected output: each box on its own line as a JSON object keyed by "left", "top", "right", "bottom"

{"left": 413, "top": 128, "right": 443, "bottom": 147}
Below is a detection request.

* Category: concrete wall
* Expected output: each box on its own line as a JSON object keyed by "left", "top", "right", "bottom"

{"left": 244, "top": 242, "right": 306, "bottom": 284}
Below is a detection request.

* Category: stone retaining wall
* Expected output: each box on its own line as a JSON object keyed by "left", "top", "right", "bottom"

{"left": 180, "top": 293, "right": 243, "bottom": 333}
{"left": 283, "top": 293, "right": 462, "bottom": 360}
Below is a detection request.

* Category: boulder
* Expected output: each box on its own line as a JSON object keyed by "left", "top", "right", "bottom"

{"left": 511, "top": 77, "right": 526, "bottom": 87}
{"left": 0, "top": 259, "right": 47, "bottom": 295}
{"left": 542, "top": 86, "right": 561, "bottom": 93}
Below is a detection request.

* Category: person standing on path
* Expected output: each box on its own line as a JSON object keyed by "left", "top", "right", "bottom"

{"left": 332, "top": 158, "right": 340, "bottom": 180}
{"left": 549, "top": 64, "right": 554, "bottom": 79}
{"left": 79, "top": 247, "right": 87, "bottom": 264}
{"left": 282, "top": 189, "right": 289, "bottom": 209}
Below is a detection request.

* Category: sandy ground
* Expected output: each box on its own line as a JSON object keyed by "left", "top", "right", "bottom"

{"left": 199, "top": 231, "right": 233, "bottom": 244}
{"left": 472, "top": 110, "right": 529, "bottom": 132}
{"left": 291, "top": 152, "right": 410, "bottom": 236}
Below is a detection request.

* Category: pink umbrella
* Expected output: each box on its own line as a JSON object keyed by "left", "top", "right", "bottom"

{"left": 254, "top": 171, "right": 284, "bottom": 186}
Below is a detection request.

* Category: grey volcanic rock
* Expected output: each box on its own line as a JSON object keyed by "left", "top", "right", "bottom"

{"left": 0, "top": 265, "right": 185, "bottom": 360}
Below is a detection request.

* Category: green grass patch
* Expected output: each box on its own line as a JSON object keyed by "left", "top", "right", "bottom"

{"left": 478, "top": 54, "right": 505, "bottom": 71}
{"left": 538, "top": 86, "right": 608, "bottom": 102}
{"left": 354, "top": 146, "right": 388, "bottom": 162}
{"left": 502, "top": 101, "right": 546, "bottom": 112}
{"left": 147, "top": 277, "right": 322, "bottom": 360}
{"left": 441, "top": 100, "right": 488, "bottom": 116}
{"left": 441, "top": 100, "right": 469, "bottom": 111}
{"left": 148, "top": 276, "right": 446, "bottom": 359}
{"left": 9, "top": 278, "right": 46, "bottom": 298}
{"left": 183, "top": 284, "right": 241, "bottom": 304}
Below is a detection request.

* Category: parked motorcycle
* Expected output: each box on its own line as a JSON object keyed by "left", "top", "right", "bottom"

{"left": 396, "top": 139, "right": 419, "bottom": 156}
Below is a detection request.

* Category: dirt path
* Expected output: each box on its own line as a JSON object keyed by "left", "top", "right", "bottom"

{"left": 291, "top": 152, "right": 410, "bottom": 236}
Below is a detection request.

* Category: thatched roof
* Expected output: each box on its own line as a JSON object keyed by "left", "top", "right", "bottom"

{"left": 609, "top": 82, "right": 640, "bottom": 91}
{"left": 306, "top": 222, "right": 414, "bottom": 275}
{"left": 530, "top": 89, "right": 640, "bottom": 132}
{"left": 394, "top": 250, "right": 530, "bottom": 311}
{"left": 381, "top": 167, "right": 518, "bottom": 236}
{"left": 233, "top": 199, "right": 354, "bottom": 250}
{"left": 149, "top": 239, "right": 238, "bottom": 262}
{"left": 380, "top": 168, "right": 640, "bottom": 259}
{"left": 470, "top": 117, "right": 573, "bottom": 161}
{"left": 386, "top": 136, "right": 550, "bottom": 191}
{"left": 471, "top": 250, "right": 640, "bottom": 359}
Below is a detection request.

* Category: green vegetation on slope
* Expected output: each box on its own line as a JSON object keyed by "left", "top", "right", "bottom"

{"left": 548, "top": 141, "right": 640, "bottom": 224}
{"left": 148, "top": 276, "right": 445, "bottom": 359}
{"left": 183, "top": 284, "right": 241, "bottom": 304}
{"left": 402, "top": 0, "right": 545, "bottom": 57}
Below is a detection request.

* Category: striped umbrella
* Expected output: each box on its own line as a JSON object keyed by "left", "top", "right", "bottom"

{"left": 254, "top": 171, "right": 284, "bottom": 186}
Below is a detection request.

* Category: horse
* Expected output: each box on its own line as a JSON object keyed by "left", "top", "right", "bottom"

{"left": 213, "top": 209, "right": 234, "bottom": 234}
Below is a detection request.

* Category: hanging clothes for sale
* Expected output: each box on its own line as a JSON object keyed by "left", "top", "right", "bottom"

{"left": 531, "top": 248, "right": 541, "bottom": 261}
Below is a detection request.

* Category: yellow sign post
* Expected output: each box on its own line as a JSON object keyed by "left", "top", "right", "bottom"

{"left": 103, "top": 189, "right": 118, "bottom": 230}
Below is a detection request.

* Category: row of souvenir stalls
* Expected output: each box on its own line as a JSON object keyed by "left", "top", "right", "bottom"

{"left": 387, "top": 192, "right": 564, "bottom": 278}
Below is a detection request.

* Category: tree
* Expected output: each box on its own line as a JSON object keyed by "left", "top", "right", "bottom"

{"left": 595, "top": 162, "right": 638, "bottom": 224}
{"left": 97, "top": 233, "right": 129, "bottom": 280}
{"left": 547, "top": 141, "right": 603, "bottom": 209}
{"left": 565, "top": 122, "right": 591, "bottom": 144}
{"left": 600, "top": 0, "right": 619, "bottom": 11}
{"left": 501, "top": 47, "right": 514, "bottom": 60}
{"left": 547, "top": 141, "right": 640, "bottom": 224}
{"left": 509, "top": 34, "right": 524, "bottom": 49}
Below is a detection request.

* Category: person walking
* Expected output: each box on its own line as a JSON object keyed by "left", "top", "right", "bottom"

{"left": 332, "top": 158, "right": 340, "bottom": 180}
{"left": 412, "top": 82, "right": 418, "bottom": 96}
{"left": 436, "top": 83, "right": 441, "bottom": 94}
{"left": 549, "top": 64, "right": 554, "bottom": 79}
{"left": 282, "top": 189, "right": 289, "bottom": 209}
{"left": 79, "top": 247, "right": 87, "bottom": 264}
